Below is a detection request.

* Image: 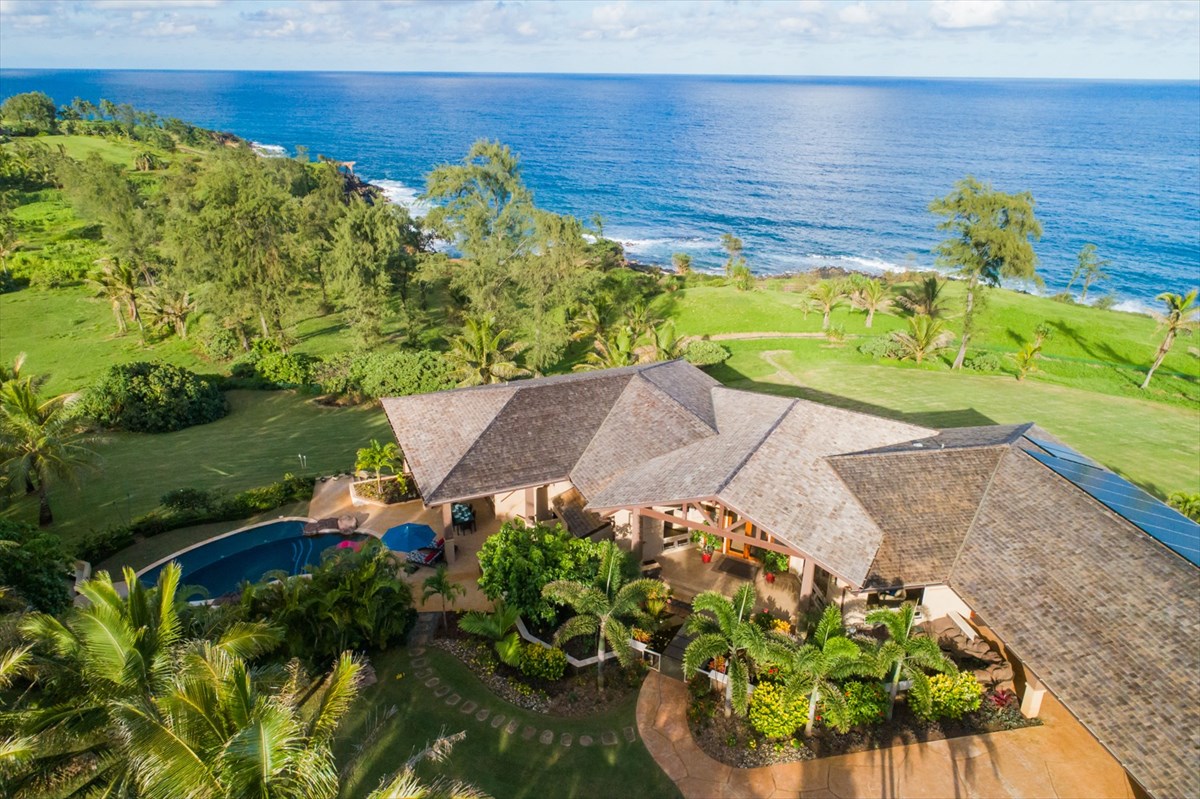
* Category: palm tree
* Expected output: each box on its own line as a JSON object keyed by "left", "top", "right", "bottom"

{"left": 851, "top": 279, "right": 892, "bottom": 328}
{"left": 142, "top": 285, "right": 195, "bottom": 339}
{"left": 120, "top": 647, "right": 360, "bottom": 799}
{"left": 889, "top": 315, "right": 954, "bottom": 365}
{"left": 0, "top": 380, "right": 99, "bottom": 526}
{"left": 543, "top": 542, "right": 660, "bottom": 692}
{"left": 720, "top": 233, "right": 744, "bottom": 277}
{"left": 1068, "top": 244, "right": 1111, "bottom": 302}
{"left": 896, "top": 275, "right": 950, "bottom": 319}
{"left": 648, "top": 320, "right": 685, "bottom": 361}
{"left": 1140, "top": 289, "right": 1198, "bottom": 389}
{"left": 447, "top": 316, "right": 531, "bottom": 386}
{"left": 304, "top": 542, "right": 412, "bottom": 661}
{"left": 88, "top": 257, "right": 143, "bottom": 334}
{"left": 807, "top": 280, "right": 846, "bottom": 330}
{"left": 365, "top": 732, "right": 489, "bottom": 799}
{"left": 355, "top": 439, "right": 401, "bottom": 493}
{"left": 0, "top": 217, "right": 20, "bottom": 277}
{"left": 778, "top": 604, "right": 872, "bottom": 735}
{"left": 624, "top": 301, "right": 662, "bottom": 343}
{"left": 865, "top": 602, "right": 953, "bottom": 720}
{"left": 576, "top": 327, "right": 639, "bottom": 371}
{"left": 1012, "top": 342, "right": 1041, "bottom": 381}
{"left": 672, "top": 252, "right": 693, "bottom": 275}
{"left": 571, "top": 299, "right": 613, "bottom": 344}
{"left": 682, "top": 584, "right": 788, "bottom": 717}
{"left": 0, "top": 352, "right": 39, "bottom": 389}
{"left": 459, "top": 601, "right": 523, "bottom": 667}
{"left": 423, "top": 564, "right": 465, "bottom": 630}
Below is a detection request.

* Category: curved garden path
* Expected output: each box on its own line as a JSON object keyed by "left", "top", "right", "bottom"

{"left": 635, "top": 671, "right": 1135, "bottom": 799}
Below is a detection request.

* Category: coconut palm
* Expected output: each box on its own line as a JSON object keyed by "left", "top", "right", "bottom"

{"left": 459, "top": 601, "right": 523, "bottom": 667}
{"left": 889, "top": 315, "right": 954, "bottom": 365}
{"left": 778, "top": 604, "right": 872, "bottom": 735}
{"left": 423, "top": 564, "right": 465, "bottom": 630}
{"left": 648, "top": 320, "right": 685, "bottom": 361}
{"left": 355, "top": 438, "right": 401, "bottom": 493}
{"left": 0, "top": 380, "right": 99, "bottom": 526}
{"left": 571, "top": 299, "right": 614, "bottom": 343}
{"left": 365, "top": 731, "right": 489, "bottom": 799}
{"left": 807, "top": 280, "right": 846, "bottom": 330}
{"left": 0, "top": 352, "right": 41, "bottom": 391}
{"left": 682, "top": 584, "right": 789, "bottom": 717}
{"left": 120, "top": 647, "right": 360, "bottom": 799}
{"left": 0, "top": 218, "right": 20, "bottom": 277}
{"left": 1068, "top": 244, "right": 1111, "bottom": 302}
{"left": 865, "top": 602, "right": 953, "bottom": 720}
{"left": 1140, "top": 289, "right": 1198, "bottom": 389}
{"left": 576, "top": 326, "right": 639, "bottom": 371}
{"left": 447, "top": 316, "right": 531, "bottom": 387}
{"left": 624, "top": 301, "right": 662, "bottom": 343}
{"left": 672, "top": 252, "right": 693, "bottom": 275}
{"left": 142, "top": 285, "right": 195, "bottom": 339}
{"left": 896, "top": 275, "right": 949, "bottom": 320}
{"left": 1012, "top": 342, "right": 1041, "bottom": 381}
{"left": 851, "top": 279, "right": 892, "bottom": 328}
{"left": 88, "top": 257, "right": 143, "bottom": 334}
{"left": 543, "top": 542, "right": 661, "bottom": 692}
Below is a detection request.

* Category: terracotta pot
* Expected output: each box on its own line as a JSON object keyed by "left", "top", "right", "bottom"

{"left": 701, "top": 552, "right": 713, "bottom": 563}
{"left": 765, "top": 572, "right": 776, "bottom": 583}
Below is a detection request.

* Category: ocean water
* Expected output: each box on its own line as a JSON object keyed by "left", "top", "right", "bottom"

{"left": 1, "top": 70, "right": 1197, "bottom": 306}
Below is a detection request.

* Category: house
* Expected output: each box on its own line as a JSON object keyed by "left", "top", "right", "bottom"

{"left": 382, "top": 360, "right": 1200, "bottom": 799}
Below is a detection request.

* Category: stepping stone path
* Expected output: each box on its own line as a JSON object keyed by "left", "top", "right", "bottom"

{"left": 579, "top": 735, "right": 594, "bottom": 747}
{"left": 522, "top": 726, "right": 537, "bottom": 740}
{"left": 446, "top": 694, "right": 461, "bottom": 707}
{"left": 415, "top": 669, "right": 433, "bottom": 679}
{"left": 411, "top": 657, "right": 429, "bottom": 667}
{"left": 622, "top": 726, "right": 637, "bottom": 742}
{"left": 424, "top": 677, "right": 440, "bottom": 688}
{"left": 434, "top": 685, "right": 450, "bottom": 697}
{"left": 602, "top": 731, "right": 619, "bottom": 746}
{"left": 490, "top": 714, "right": 506, "bottom": 729}
{"left": 560, "top": 733, "right": 573, "bottom": 747}
{"left": 475, "top": 708, "right": 490, "bottom": 722}
{"left": 505, "top": 720, "right": 521, "bottom": 735}
{"left": 460, "top": 700, "right": 478, "bottom": 715}
{"left": 539, "top": 730, "right": 554, "bottom": 745}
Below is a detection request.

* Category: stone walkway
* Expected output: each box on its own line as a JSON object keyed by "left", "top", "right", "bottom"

{"left": 408, "top": 614, "right": 638, "bottom": 750}
{"left": 635, "top": 671, "right": 1136, "bottom": 799}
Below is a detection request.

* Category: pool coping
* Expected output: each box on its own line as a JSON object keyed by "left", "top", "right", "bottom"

{"left": 134, "top": 515, "right": 315, "bottom": 582}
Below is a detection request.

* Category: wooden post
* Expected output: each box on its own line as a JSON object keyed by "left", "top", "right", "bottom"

{"left": 441, "top": 503, "right": 456, "bottom": 564}
{"left": 523, "top": 486, "right": 538, "bottom": 522}
{"left": 629, "top": 508, "right": 643, "bottom": 560}
{"left": 799, "top": 558, "right": 817, "bottom": 608}
{"left": 1021, "top": 674, "right": 1047, "bottom": 718}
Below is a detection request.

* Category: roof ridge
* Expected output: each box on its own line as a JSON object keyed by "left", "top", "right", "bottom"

{"left": 566, "top": 373, "right": 648, "bottom": 488}
{"left": 634, "top": 367, "right": 719, "bottom": 432}
{"left": 830, "top": 441, "right": 1016, "bottom": 460}
{"left": 946, "top": 445, "right": 1014, "bottom": 580}
{"left": 423, "top": 386, "right": 521, "bottom": 503}
{"left": 712, "top": 397, "right": 797, "bottom": 497}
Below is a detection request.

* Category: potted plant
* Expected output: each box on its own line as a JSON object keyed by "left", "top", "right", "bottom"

{"left": 691, "top": 530, "right": 719, "bottom": 563}
{"left": 761, "top": 550, "right": 789, "bottom": 583}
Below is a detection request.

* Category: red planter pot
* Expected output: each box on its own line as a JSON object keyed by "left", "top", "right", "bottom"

{"left": 701, "top": 551, "right": 713, "bottom": 563}
{"left": 765, "top": 572, "right": 776, "bottom": 583}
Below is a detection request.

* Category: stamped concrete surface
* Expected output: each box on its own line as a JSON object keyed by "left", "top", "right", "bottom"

{"left": 636, "top": 672, "right": 1136, "bottom": 799}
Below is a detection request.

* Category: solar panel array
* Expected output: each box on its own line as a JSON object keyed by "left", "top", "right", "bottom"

{"left": 1024, "top": 442, "right": 1200, "bottom": 567}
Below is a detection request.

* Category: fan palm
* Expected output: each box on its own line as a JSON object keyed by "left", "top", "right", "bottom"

{"left": 423, "top": 564, "right": 465, "bottom": 630}
{"left": 458, "top": 602, "right": 523, "bottom": 667}
{"left": 355, "top": 439, "right": 401, "bottom": 493}
{"left": 1140, "top": 289, "right": 1198, "bottom": 389}
{"left": 0, "top": 379, "right": 99, "bottom": 526}
{"left": 777, "top": 604, "right": 872, "bottom": 735}
{"left": 889, "top": 314, "right": 954, "bottom": 365}
{"left": 543, "top": 542, "right": 660, "bottom": 692}
{"left": 865, "top": 602, "right": 953, "bottom": 720}
{"left": 896, "top": 275, "right": 949, "bottom": 320}
{"left": 807, "top": 280, "right": 846, "bottom": 330}
{"left": 850, "top": 279, "right": 892, "bottom": 328}
{"left": 447, "top": 316, "right": 531, "bottom": 386}
{"left": 682, "top": 584, "right": 789, "bottom": 717}
{"left": 88, "top": 257, "right": 143, "bottom": 334}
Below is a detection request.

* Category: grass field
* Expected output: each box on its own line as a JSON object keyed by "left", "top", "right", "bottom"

{"left": 710, "top": 338, "right": 1199, "bottom": 497}
{"left": 0, "top": 390, "right": 391, "bottom": 546}
{"left": 334, "top": 646, "right": 679, "bottom": 799}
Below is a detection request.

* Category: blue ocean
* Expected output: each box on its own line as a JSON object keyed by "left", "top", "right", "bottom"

{"left": 1, "top": 70, "right": 1197, "bottom": 306}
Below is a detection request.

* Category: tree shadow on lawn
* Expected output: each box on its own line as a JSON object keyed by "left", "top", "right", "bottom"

{"left": 712, "top": 365, "right": 997, "bottom": 430}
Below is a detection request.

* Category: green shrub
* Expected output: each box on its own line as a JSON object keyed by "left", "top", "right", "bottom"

{"left": 160, "top": 487, "right": 219, "bottom": 514}
{"left": 76, "top": 525, "right": 136, "bottom": 565}
{"left": 918, "top": 671, "right": 984, "bottom": 721}
{"left": 477, "top": 519, "right": 602, "bottom": 624}
{"left": 1168, "top": 492, "right": 1200, "bottom": 521}
{"left": 1092, "top": 294, "right": 1119, "bottom": 311}
{"left": 748, "top": 681, "right": 808, "bottom": 739}
{"left": 518, "top": 642, "right": 568, "bottom": 681}
{"left": 964, "top": 351, "right": 1004, "bottom": 372}
{"left": 683, "top": 339, "right": 731, "bottom": 368}
{"left": 81, "top": 361, "right": 227, "bottom": 433}
{"left": 195, "top": 316, "right": 242, "bottom": 362}
{"left": 352, "top": 349, "right": 453, "bottom": 398}
{"left": 27, "top": 259, "right": 89, "bottom": 288}
{"left": 837, "top": 681, "right": 889, "bottom": 729}
{"left": 0, "top": 520, "right": 73, "bottom": 614}
{"left": 858, "top": 336, "right": 903, "bottom": 359}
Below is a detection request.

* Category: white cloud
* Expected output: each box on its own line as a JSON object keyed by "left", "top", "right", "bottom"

{"left": 929, "top": 0, "right": 1006, "bottom": 30}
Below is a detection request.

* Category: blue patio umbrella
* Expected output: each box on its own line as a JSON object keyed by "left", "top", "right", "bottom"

{"left": 381, "top": 522, "right": 437, "bottom": 553}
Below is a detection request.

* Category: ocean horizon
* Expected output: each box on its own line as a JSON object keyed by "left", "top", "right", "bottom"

{"left": 2, "top": 69, "right": 1197, "bottom": 308}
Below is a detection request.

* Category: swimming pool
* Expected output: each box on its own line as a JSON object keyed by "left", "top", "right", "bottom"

{"left": 137, "top": 519, "right": 369, "bottom": 598}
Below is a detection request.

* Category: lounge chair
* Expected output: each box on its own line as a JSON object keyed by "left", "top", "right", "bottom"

{"left": 407, "top": 538, "right": 445, "bottom": 567}
{"left": 303, "top": 517, "right": 341, "bottom": 536}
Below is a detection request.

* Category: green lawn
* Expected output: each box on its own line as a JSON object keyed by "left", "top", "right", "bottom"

{"left": 1, "top": 390, "right": 391, "bottom": 546}
{"left": 711, "top": 338, "right": 1200, "bottom": 497}
{"left": 334, "top": 646, "right": 680, "bottom": 799}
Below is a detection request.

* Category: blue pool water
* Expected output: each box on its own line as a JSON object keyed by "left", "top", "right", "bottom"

{"left": 137, "top": 520, "right": 367, "bottom": 598}
{"left": 0, "top": 70, "right": 1195, "bottom": 306}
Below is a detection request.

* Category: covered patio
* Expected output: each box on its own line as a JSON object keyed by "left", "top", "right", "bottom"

{"left": 653, "top": 547, "right": 807, "bottom": 621}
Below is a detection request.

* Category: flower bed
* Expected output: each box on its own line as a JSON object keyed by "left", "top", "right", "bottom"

{"left": 350, "top": 476, "right": 420, "bottom": 505}
{"left": 434, "top": 612, "right": 646, "bottom": 718}
{"left": 685, "top": 675, "right": 1039, "bottom": 767}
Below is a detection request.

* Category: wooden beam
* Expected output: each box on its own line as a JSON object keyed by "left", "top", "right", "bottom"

{"left": 632, "top": 507, "right": 797, "bottom": 556}
{"left": 690, "top": 502, "right": 717, "bottom": 527}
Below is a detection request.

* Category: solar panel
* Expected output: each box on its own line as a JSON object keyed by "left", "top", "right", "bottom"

{"left": 1026, "top": 436, "right": 1101, "bottom": 468}
{"left": 1025, "top": 448, "right": 1200, "bottom": 567}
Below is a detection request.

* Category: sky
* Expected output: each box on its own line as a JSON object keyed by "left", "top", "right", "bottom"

{"left": 0, "top": 0, "right": 1198, "bottom": 80}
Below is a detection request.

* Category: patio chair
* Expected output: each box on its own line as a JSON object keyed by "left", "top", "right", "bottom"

{"left": 407, "top": 538, "right": 446, "bottom": 568}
